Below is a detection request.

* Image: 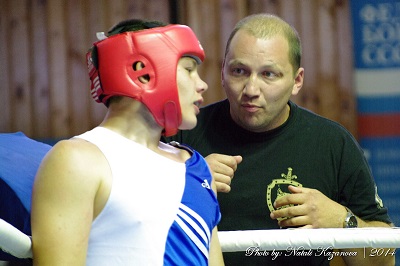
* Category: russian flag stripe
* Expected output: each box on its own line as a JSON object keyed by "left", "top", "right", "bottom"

{"left": 358, "top": 113, "right": 400, "bottom": 137}
{"left": 357, "top": 96, "right": 400, "bottom": 114}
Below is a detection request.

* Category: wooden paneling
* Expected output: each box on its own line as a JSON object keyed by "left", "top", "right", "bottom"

{"left": 0, "top": 0, "right": 11, "bottom": 132}
{"left": 31, "top": 0, "right": 50, "bottom": 139}
{"left": 9, "top": 0, "right": 32, "bottom": 136}
{"left": 0, "top": 0, "right": 357, "bottom": 139}
{"left": 0, "top": 0, "right": 171, "bottom": 138}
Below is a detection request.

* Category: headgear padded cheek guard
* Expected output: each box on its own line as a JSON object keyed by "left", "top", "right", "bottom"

{"left": 86, "top": 25, "right": 205, "bottom": 136}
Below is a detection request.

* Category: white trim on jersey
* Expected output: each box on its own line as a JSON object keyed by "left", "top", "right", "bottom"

{"left": 176, "top": 203, "right": 212, "bottom": 259}
{"left": 179, "top": 204, "right": 211, "bottom": 242}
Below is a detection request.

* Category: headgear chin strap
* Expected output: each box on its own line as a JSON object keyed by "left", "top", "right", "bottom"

{"left": 86, "top": 24, "right": 205, "bottom": 136}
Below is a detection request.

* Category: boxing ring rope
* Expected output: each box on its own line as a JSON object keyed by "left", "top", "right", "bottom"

{"left": 0, "top": 219, "right": 32, "bottom": 259}
{"left": 218, "top": 228, "right": 400, "bottom": 252}
{"left": 1, "top": 218, "right": 399, "bottom": 259}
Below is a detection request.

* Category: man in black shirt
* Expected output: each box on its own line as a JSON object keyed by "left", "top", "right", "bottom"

{"left": 165, "top": 13, "right": 395, "bottom": 265}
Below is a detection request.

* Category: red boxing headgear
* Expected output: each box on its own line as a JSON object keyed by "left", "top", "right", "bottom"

{"left": 86, "top": 25, "right": 205, "bottom": 136}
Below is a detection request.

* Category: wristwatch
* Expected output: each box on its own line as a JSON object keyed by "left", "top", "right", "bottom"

{"left": 343, "top": 207, "right": 358, "bottom": 228}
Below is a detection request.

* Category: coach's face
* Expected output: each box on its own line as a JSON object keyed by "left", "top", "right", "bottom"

{"left": 222, "top": 29, "right": 304, "bottom": 132}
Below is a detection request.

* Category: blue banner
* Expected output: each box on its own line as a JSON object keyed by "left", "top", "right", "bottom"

{"left": 350, "top": 1, "right": 400, "bottom": 254}
{"left": 351, "top": 0, "right": 400, "bottom": 69}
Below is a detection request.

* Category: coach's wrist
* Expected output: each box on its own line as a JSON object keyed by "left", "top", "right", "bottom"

{"left": 343, "top": 207, "right": 358, "bottom": 228}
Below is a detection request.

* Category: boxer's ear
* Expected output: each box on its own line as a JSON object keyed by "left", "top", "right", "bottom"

{"left": 133, "top": 61, "right": 149, "bottom": 84}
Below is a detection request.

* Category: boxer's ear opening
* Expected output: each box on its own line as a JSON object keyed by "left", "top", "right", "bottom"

{"left": 133, "top": 61, "right": 150, "bottom": 84}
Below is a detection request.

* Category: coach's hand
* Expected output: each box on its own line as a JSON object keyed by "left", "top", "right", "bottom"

{"left": 205, "top": 153, "right": 242, "bottom": 193}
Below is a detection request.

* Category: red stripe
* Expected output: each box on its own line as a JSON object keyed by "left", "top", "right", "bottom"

{"left": 358, "top": 113, "right": 400, "bottom": 138}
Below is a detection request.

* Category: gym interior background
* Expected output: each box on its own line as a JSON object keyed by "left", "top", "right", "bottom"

{"left": 1, "top": 1, "right": 399, "bottom": 263}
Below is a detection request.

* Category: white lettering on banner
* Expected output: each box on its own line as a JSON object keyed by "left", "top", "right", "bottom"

{"left": 362, "top": 23, "right": 400, "bottom": 43}
{"left": 360, "top": 3, "right": 400, "bottom": 24}
{"left": 362, "top": 43, "right": 400, "bottom": 65}
{"left": 359, "top": 3, "right": 400, "bottom": 67}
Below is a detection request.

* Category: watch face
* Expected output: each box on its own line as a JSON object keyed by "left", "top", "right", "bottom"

{"left": 344, "top": 208, "right": 358, "bottom": 228}
{"left": 348, "top": 216, "right": 358, "bottom": 228}
{"left": 346, "top": 215, "right": 357, "bottom": 228}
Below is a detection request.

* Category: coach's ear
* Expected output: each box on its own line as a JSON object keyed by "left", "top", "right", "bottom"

{"left": 292, "top": 67, "right": 304, "bottom": 96}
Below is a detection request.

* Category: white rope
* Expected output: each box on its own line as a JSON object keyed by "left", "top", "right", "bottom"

{"left": 0, "top": 219, "right": 32, "bottom": 258}
{"left": 1, "top": 218, "right": 399, "bottom": 258}
{"left": 218, "top": 228, "right": 400, "bottom": 252}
